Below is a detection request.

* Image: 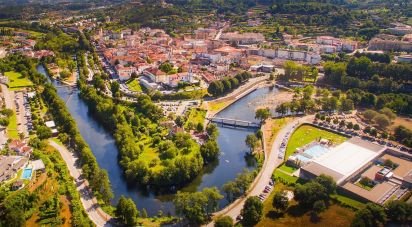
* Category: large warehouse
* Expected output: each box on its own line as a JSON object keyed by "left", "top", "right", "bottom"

{"left": 299, "top": 137, "right": 412, "bottom": 204}
{"left": 300, "top": 138, "right": 385, "bottom": 185}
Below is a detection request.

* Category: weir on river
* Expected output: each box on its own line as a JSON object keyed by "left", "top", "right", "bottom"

{"left": 38, "top": 64, "right": 281, "bottom": 216}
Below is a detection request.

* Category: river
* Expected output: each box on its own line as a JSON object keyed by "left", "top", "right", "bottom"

{"left": 38, "top": 65, "right": 280, "bottom": 216}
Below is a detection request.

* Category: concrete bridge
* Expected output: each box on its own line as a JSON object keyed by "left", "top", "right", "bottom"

{"left": 207, "top": 117, "right": 261, "bottom": 129}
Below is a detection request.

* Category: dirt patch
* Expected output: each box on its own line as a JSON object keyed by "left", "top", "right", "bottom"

{"left": 390, "top": 116, "right": 412, "bottom": 132}
{"left": 258, "top": 203, "right": 354, "bottom": 227}
{"left": 29, "top": 172, "right": 47, "bottom": 193}
{"left": 26, "top": 212, "right": 40, "bottom": 227}
{"left": 263, "top": 117, "right": 294, "bottom": 152}
{"left": 254, "top": 91, "right": 294, "bottom": 110}
{"left": 60, "top": 195, "right": 72, "bottom": 227}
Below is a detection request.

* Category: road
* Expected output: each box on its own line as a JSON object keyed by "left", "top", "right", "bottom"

{"left": 49, "top": 140, "right": 113, "bottom": 227}
{"left": 207, "top": 115, "right": 313, "bottom": 225}
{"left": 1, "top": 83, "right": 14, "bottom": 110}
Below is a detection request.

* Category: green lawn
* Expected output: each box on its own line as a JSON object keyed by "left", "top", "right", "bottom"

{"left": 7, "top": 112, "right": 19, "bottom": 139}
{"left": 5, "top": 71, "right": 33, "bottom": 89}
{"left": 273, "top": 169, "right": 299, "bottom": 185}
{"left": 285, "top": 124, "right": 347, "bottom": 159}
{"left": 278, "top": 163, "right": 297, "bottom": 174}
{"left": 184, "top": 108, "right": 206, "bottom": 129}
{"left": 331, "top": 194, "right": 366, "bottom": 210}
{"left": 355, "top": 181, "right": 373, "bottom": 191}
{"left": 126, "top": 79, "right": 142, "bottom": 92}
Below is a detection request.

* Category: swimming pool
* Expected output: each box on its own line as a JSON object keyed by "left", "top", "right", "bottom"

{"left": 304, "top": 144, "right": 330, "bottom": 159}
{"left": 21, "top": 168, "right": 33, "bottom": 180}
{"left": 295, "top": 154, "right": 311, "bottom": 163}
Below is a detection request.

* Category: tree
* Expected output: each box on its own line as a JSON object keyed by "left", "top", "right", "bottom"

{"left": 59, "top": 70, "right": 71, "bottom": 79}
{"left": 394, "top": 126, "right": 412, "bottom": 147}
{"left": 312, "top": 200, "right": 326, "bottom": 216}
{"left": 385, "top": 200, "right": 412, "bottom": 224}
{"left": 347, "top": 122, "right": 353, "bottom": 129}
{"left": 272, "top": 191, "right": 289, "bottom": 212}
{"left": 276, "top": 103, "right": 289, "bottom": 116}
{"left": 206, "top": 123, "right": 219, "bottom": 139}
{"left": 36, "top": 125, "right": 52, "bottom": 139}
{"left": 255, "top": 108, "right": 271, "bottom": 123}
{"left": 351, "top": 203, "right": 387, "bottom": 227}
{"left": 241, "top": 196, "right": 263, "bottom": 227}
{"left": 245, "top": 134, "right": 258, "bottom": 153}
{"left": 215, "top": 216, "right": 233, "bottom": 227}
{"left": 353, "top": 124, "right": 360, "bottom": 131}
{"left": 200, "top": 139, "right": 220, "bottom": 162}
{"left": 116, "top": 196, "right": 139, "bottom": 226}
{"left": 159, "top": 61, "right": 174, "bottom": 73}
{"left": 315, "top": 174, "right": 337, "bottom": 194}
{"left": 380, "top": 107, "right": 396, "bottom": 120}
{"left": 255, "top": 130, "right": 263, "bottom": 140}
{"left": 208, "top": 80, "right": 224, "bottom": 96}
{"left": 110, "top": 81, "right": 120, "bottom": 97}
{"left": 175, "top": 116, "right": 185, "bottom": 127}
{"left": 294, "top": 181, "right": 328, "bottom": 208}
{"left": 341, "top": 98, "right": 354, "bottom": 112}
{"left": 363, "top": 109, "right": 378, "bottom": 122}
{"left": 174, "top": 188, "right": 223, "bottom": 225}
{"left": 373, "top": 114, "right": 391, "bottom": 129}
{"left": 196, "top": 122, "right": 204, "bottom": 132}
{"left": 141, "top": 208, "right": 148, "bottom": 218}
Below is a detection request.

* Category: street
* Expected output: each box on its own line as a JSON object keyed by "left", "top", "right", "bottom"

{"left": 49, "top": 140, "right": 113, "bottom": 227}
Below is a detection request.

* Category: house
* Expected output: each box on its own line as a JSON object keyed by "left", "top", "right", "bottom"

{"left": 115, "top": 65, "right": 137, "bottom": 81}
{"left": 0, "top": 156, "right": 28, "bottom": 182}
{"left": 8, "top": 140, "right": 32, "bottom": 157}
{"left": 32, "top": 159, "right": 45, "bottom": 173}
{"left": 143, "top": 67, "right": 168, "bottom": 83}
{"left": 12, "top": 180, "right": 24, "bottom": 191}
{"left": 45, "top": 120, "right": 58, "bottom": 136}
{"left": 397, "top": 55, "right": 412, "bottom": 63}
{"left": 220, "top": 32, "right": 265, "bottom": 45}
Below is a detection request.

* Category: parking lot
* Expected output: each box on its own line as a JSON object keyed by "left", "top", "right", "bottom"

{"left": 15, "top": 91, "right": 32, "bottom": 138}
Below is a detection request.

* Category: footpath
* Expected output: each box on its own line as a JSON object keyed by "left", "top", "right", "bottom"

{"left": 49, "top": 140, "right": 113, "bottom": 227}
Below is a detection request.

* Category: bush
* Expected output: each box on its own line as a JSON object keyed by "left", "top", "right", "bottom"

{"left": 215, "top": 216, "right": 234, "bottom": 227}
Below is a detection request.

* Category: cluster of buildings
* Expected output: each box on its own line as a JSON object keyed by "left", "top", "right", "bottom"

{"left": 0, "top": 138, "right": 45, "bottom": 191}
{"left": 0, "top": 30, "right": 54, "bottom": 59}
{"left": 95, "top": 27, "right": 200, "bottom": 88}
{"left": 288, "top": 136, "right": 412, "bottom": 205}
{"left": 94, "top": 24, "right": 348, "bottom": 88}
{"left": 369, "top": 23, "right": 412, "bottom": 52}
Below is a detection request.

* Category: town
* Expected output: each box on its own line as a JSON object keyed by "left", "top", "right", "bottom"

{"left": 0, "top": 1, "right": 411, "bottom": 227}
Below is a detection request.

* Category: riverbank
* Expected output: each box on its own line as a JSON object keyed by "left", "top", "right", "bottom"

{"left": 205, "top": 76, "right": 270, "bottom": 118}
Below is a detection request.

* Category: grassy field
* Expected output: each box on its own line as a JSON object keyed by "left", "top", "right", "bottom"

{"left": 184, "top": 108, "right": 206, "bottom": 129}
{"left": 126, "top": 79, "right": 142, "bottom": 92}
{"left": 6, "top": 112, "right": 19, "bottom": 139}
{"left": 285, "top": 125, "right": 347, "bottom": 159}
{"left": 5, "top": 71, "right": 33, "bottom": 89}
{"left": 264, "top": 118, "right": 293, "bottom": 150}
{"left": 206, "top": 99, "right": 234, "bottom": 112}
{"left": 257, "top": 183, "right": 355, "bottom": 227}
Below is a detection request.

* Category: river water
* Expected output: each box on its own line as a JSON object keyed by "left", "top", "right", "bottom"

{"left": 38, "top": 65, "right": 280, "bottom": 216}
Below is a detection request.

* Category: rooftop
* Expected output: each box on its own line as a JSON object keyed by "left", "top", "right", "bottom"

{"left": 302, "top": 138, "right": 385, "bottom": 184}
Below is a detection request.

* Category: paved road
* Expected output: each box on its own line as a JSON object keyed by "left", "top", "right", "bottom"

{"left": 1, "top": 84, "right": 14, "bottom": 110}
{"left": 207, "top": 115, "right": 313, "bottom": 225}
{"left": 49, "top": 140, "right": 113, "bottom": 227}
